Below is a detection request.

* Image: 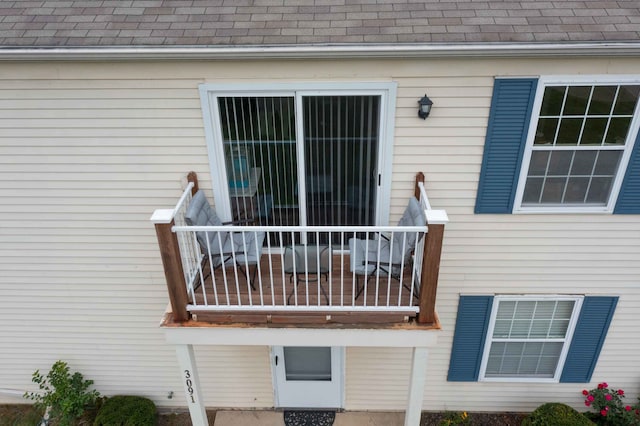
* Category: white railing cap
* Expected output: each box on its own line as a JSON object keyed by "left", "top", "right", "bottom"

{"left": 425, "top": 209, "right": 449, "bottom": 225}
{"left": 150, "top": 209, "right": 175, "bottom": 224}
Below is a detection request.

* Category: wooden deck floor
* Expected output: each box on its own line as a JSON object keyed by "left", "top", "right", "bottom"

{"left": 187, "top": 253, "right": 422, "bottom": 325}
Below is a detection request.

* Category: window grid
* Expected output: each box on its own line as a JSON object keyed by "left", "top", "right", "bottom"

{"left": 518, "top": 82, "right": 640, "bottom": 210}
{"left": 480, "top": 297, "right": 582, "bottom": 381}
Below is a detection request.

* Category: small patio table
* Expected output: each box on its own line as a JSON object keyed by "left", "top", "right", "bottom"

{"left": 283, "top": 244, "right": 331, "bottom": 304}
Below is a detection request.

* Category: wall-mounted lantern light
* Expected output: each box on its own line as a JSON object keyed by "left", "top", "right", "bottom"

{"left": 418, "top": 94, "right": 433, "bottom": 120}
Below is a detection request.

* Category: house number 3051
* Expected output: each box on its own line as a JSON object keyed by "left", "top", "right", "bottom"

{"left": 184, "top": 370, "right": 196, "bottom": 403}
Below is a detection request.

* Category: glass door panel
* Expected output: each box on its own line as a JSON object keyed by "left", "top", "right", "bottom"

{"left": 218, "top": 96, "right": 299, "bottom": 245}
{"left": 302, "top": 95, "right": 379, "bottom": 228}
{"left": 283, "top": 347, "right": 332, "bottom": 381}
{"left": 217, "top": 94, "right": 382, "bottom": 247}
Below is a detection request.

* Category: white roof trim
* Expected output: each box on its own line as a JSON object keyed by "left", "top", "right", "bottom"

{"left": 2, "top": 42, "right": 640, "bottom": 61}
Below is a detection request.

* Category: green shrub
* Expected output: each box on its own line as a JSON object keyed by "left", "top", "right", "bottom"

{"left": 523, "top": 403, "right": 595, "bottom": 426}
{"left": 24, "top": 360, "right": 100, "bottom": 426}
{"left": 93, "top": 395, "right": 157, "bottom": 426}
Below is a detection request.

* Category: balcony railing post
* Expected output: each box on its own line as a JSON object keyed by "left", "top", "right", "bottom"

{"left": 187, "top": 171, "right": 199, "bottom": 196}
{"left": 152, "top": 209, "right": 190, "bottom": 322}
{"left": 415, "top": 171, "right": 448, "bottom": 325}
{"left": 414, "top": 171, "right": 425, "bottom": 200}
{"left": 417, "top": 223, "right": 444, "bottom": 324}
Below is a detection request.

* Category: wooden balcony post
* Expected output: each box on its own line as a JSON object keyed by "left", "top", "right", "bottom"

{"left": 415, "top": 171, "right": 448, "bottom": 325}
{"left": 187, "top": 171, "right": 199, "bottom": 196}
{"left": 417, "top": 223, "right": 444, "bottom": 324}
{"left": 414, "top": 172, "right": 425, "bottom": 200}
{"left": 151, "top": 209, "right": 190, "bottom": 322}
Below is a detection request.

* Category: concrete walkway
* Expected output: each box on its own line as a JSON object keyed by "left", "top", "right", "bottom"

{"left": 213, "top": 410, "right": 405, "bottom": 426}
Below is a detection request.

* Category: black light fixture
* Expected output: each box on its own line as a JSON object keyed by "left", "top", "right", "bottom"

{"left": 418, "top": 94, "right": 433, "bottom": 120}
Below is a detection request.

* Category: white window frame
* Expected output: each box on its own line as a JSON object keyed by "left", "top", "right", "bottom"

{"left": 514, "top": 75, "right": 640, "bottom": 214}
{"left": 198, "top": 82, "right": 397, "bottom": 225}
{"left": 478, "top": 295, "right": 583, "bottom": 383}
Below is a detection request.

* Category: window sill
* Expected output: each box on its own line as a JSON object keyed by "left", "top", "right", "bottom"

{"left": 513, "top": 206, "right": 612, "bottom": 214}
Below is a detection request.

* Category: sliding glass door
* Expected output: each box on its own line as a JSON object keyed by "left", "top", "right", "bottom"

{"left": 215, "top": 93, "right": 381, "bottom": 236}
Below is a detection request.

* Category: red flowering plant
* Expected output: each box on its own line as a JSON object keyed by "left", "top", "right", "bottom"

{"left": 582, "top": 382, "right": 640, "bottom": 425}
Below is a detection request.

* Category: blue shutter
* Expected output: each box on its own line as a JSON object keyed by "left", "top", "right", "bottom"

{"left": 614, "top": 129, "right": 640, "bottom": 213}
{"left": 560, "top": 296, "right": 618, "bottom": 383}
{"left": 447, "top": 295, "right": 493, "bottom": 382}
{"left": 475, "top": 78, "right": 538, "bottom": 213}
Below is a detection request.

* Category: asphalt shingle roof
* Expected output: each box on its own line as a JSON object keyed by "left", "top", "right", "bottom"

{"left": 1, "top": 0, "right": 640, "bottom": 47}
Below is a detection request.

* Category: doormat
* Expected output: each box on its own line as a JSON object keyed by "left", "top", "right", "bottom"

{"left": 283, "top": 410, "right": 336, "bottom": 426}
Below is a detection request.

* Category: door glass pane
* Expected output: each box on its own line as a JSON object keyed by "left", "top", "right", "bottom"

{"left": 284, "top": 347, "right": 331, "bottom": 381}
{"left": 302, "top": 96, "right": 379, "bottom": 229}
{"left": 218, "top": 96, "right": 298, "bottom": 232}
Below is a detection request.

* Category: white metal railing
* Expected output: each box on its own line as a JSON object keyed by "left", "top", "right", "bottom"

{"left": 172, "top": 225, "right": 427, "bottom": 312}
{"left": 171, "top": 182, "right": 202, "bottom": 293}
{"left": 165, "top": 183, "right": 438, "bottom": 314}
{"left": 417, "top": 181, "right": 432, "bottom": 211}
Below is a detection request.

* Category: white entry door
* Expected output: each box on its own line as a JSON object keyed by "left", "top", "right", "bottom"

{"left": 272, "top": 346, "right": 344, "bottom": 409}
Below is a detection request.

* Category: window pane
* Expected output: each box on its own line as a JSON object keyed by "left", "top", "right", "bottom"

{"left": 534, "top": 118, "right": 558, "bottom": 145}
{"left": 563, "top": 86, "right": 591, "bottom": 115}
{"left": 497, "top": 301, "right": 516, "bottom": 318}
{"left": 528, "top": 151, "right": 549, "bottom": 175}
{"left": 604, "top": 117, "right": 631, "bottom": 145}
{"left": 580, "top": 118, "right": 607, "bottom": 145}
{"left": 511, "top": 320, "right": 532, "bottom": 338}
{"left": 486, "top": 342, "right": 561, "bottom": 378}
{"left": 613, "top": 85, "right": 640, "bottom": 115}
{"left": 556, "top": 118, "right": 582, "bottom": 145}
{"left": 555, "top": 301, "right": 575, "bottom": 318}
{"left": 496, "top": 301, "right": 576, "bottom": 339}
{"left": 549, "top": 319, "right": 571, "bottom": 337}
{"left": 586, "top": 177, "right": 613, "bottom": 204}
{"left": 588, "top": 86, "right": 617, "bottom": 115}
{"left": 540, "top": 86, "right": 565, "bottom": 116}
{"left": 564, "top": 177, "right": 589, "bottom": 203}
{"left": 548, "top": 151, "right": 573, "bottom": 175}
{"left": 514, "top": 301, "right": 536, "bottom": 319}
{"left": 533, "top": 301, "right": 556, "bottom": 319}
{"left": 493, "top": 320, "right": 512, "bottom": 338}
{"left": 542, "top": 177, "right": 565, "bottom": 203}
{"left": 523, "top": 178, "right": 543, "bottom": 204}
{"left": 594, "top": 151, "right": 622, "bottom": 175}
{"left": 571, "top": 151, "right": 597, "bottom": 175}
{"left": 530, "top": 320, "right": 551, "bottom": 338}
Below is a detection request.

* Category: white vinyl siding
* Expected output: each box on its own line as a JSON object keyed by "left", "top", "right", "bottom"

{"left": 0, "top": 58, "right": 639, "bottom": 414}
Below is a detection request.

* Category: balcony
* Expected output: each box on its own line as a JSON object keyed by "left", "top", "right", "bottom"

{"left": 151, "top": 172, "right": 447, "bottom": 329}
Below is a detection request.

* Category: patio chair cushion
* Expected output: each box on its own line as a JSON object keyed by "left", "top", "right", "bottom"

{"left": 184, "top": 190, "right": 228, "bottom": 253}
{"left": 349, "top": 196, "right": 425, "bottom": 276}
{"left": 184, "top": 190, "right": 265, "bottom": 267}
